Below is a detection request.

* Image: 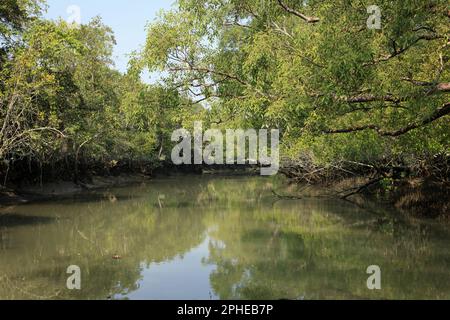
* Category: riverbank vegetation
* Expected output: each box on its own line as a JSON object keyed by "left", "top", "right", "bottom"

{"left": 1, "top": 0, "right": 193, "bottom": 187}
{"left": 1, "top": 1, "right": 449, "bottom": 214}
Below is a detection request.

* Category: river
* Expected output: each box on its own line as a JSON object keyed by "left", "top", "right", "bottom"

{"left": 0, "top": 175, "right": 449, "bottom": 300}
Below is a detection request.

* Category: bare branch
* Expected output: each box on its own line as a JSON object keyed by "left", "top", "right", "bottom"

{"left": 341, "top": 177, "right": 384, "bottom": 199}
{"left": 224, "top": 21, "right": 255, "bottom": 30}
{"left": 0, "top": 94, "right": 18, "bottom": 144}
{"left": 276, "top": 0, "right": 319, "bottom": 23}
{"left": 401, "top": 79, "right": 450, "bottom": 93}
{"left": 344, "top": 94, "right": 403, "bottom": 104}
{"left": 437, "top": 82, "right": 450, "bottom": 92}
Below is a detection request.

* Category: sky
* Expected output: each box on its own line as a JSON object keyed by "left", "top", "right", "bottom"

{"left": 44, "top": 0, "right": 175, "bottom": 75}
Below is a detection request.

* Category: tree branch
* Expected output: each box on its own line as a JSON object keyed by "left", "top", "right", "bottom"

{"left": 344, "top": 94, "right": 403, "bottom": 104}
{"left": 169, "top": 66, "right": 275, "bottom": 99}
{"left": 401, "top": 79, "right": 450, "bottom": 92}
{"left": 277, "top": 0, "right": 319, "bottom": 23}
{"left": 365, "top": 34, "right": 445, "bottom": 66}
{"left": 324, "top": 102, "right": 450, "bottom": 137}
{"left": 341, "top": 177, "right": 384, "bottom": 199}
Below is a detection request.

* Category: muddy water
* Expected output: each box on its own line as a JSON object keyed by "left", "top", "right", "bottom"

{"left": 0, "top": 175, "right": 449, "bottom": 300}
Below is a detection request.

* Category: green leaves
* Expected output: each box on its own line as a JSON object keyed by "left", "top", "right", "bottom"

{"left": 140, "top": 0, "right": 449, "bottom": 168}
{"left": 2, "top": 0, "right": 448, "bottom": 176}
{"left": 0, "top": 0, "right": 45, "bottom": 42}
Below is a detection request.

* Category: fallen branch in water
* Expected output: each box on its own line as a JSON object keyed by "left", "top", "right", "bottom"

{"left": 340, "top": 177, "right": 384, "bottom": 200}
{"left": 271, "top": 189, "right": 302, "bottom": 200}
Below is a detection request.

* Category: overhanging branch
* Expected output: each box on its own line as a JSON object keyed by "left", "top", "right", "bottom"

{"left": 324, "top": 102, "right": 450, "bottom": 137}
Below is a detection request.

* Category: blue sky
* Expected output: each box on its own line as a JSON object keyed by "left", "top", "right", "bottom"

{"left": 44, "top": 0, "right": 175, "bottom": 74}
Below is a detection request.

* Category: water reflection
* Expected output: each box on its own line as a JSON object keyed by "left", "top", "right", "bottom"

{"left": 0, "top": 175, "right": 449, "bottom": 300}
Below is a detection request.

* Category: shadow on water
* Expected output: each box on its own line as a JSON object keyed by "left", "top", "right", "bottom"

{"left": 0, "top": 214, "right": 56, "bottom": 228}
{"left": 17, "top": 192, "right": 137, "bottom": 206}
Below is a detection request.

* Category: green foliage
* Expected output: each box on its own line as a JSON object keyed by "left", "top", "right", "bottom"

{"left": 1, "top": 0, "right": 449, "bottom": 182}
{"left": 0, "top": 2, "right": 193, "bottom": 181}
{"left": 142, "top": 0, "right": 450, "bottom": 169}
{"left": 0, "top": 0, "right": 44, "bottom": 43}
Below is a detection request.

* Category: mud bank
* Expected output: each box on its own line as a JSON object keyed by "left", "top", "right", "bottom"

{"left": 0, "top": 174, "right": 151, "bottom": 206}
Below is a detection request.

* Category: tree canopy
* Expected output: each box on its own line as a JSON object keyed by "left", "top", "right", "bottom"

{"left": 0, "top": 0, "right": 449, "bottom": 185}
{"left": 0, "top": 1, "right": 191, "bottom": 183}
{"left": 142, "top": 0, "right": 449, "bottom": 170}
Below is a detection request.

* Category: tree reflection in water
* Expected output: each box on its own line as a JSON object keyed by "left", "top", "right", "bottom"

{"left": 0, "top": 176, "right": 449, "bottom": 300}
